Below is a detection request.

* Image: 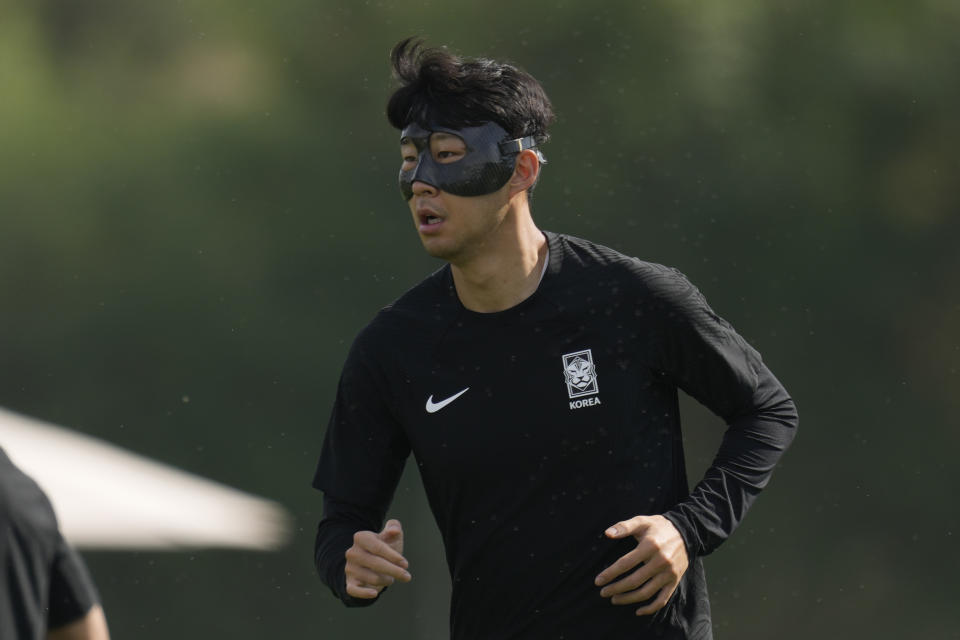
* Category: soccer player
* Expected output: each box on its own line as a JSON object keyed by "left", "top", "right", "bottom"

{"left": 312, "top": 38, "right": 798, "bottom": 639}
{"left": 1, "top": 447, "right": 110, "bottom": 640}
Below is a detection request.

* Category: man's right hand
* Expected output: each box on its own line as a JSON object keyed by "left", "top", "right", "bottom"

{"left": 344, "top": 519, "right": 412, "bottom": 599}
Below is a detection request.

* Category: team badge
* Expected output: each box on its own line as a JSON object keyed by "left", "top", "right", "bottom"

{"left": 562, "top": 349, "right": 599, "bottom": 399}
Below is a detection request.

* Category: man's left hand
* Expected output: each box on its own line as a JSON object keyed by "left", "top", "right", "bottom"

{"left": 594, "top": 515, "right": 689, "bottom": 616}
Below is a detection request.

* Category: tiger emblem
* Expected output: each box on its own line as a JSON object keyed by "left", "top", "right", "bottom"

{"left": 562, "top": 349, "right": 599, "bottom": 398}
{"left": 565, "top": 356, "right": 594, "bottom": 390}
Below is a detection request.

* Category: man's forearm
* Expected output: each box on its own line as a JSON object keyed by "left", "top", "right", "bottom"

{"left": 47, "top": 604, "right": 110, "bottom": 640}
{"left": 315, "top": 495, "right": 384, "bottom": 607}
{"left": 665, "top": 369, "right": 799, "bottom": 557}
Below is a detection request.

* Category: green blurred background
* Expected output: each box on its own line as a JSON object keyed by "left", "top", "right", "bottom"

{"left": 1, "top": 0, "right": 958, "bottom": 637}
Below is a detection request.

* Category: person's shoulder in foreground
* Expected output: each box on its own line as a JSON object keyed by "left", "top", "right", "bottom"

{"left": 1, "top": 447, "right": 110, "bottom": 640}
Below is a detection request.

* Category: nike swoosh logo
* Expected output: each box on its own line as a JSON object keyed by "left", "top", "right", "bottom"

{"left": 425, "top": 387, "right": 470, "bottom": 413}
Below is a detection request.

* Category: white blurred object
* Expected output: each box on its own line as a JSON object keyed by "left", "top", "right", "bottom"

{"left": 0, "top": 406, "right": 289, "bottom": 551}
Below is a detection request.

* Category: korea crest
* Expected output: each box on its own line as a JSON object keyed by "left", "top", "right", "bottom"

{"left": 562, "top": 349, "right": 599, "bottom": 399}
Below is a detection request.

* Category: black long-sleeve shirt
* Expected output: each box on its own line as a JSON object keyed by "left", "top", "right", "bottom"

{"left": 313, "top": 231, "right": 798, "bottom": 639}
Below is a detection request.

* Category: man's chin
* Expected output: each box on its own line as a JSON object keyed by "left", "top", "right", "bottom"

{"left": 420, "top": 237, "right": 459, "bottom": 261}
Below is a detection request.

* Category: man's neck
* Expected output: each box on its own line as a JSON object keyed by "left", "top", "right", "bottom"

{"left": 449, "top": 208, "right": 547, "bottom": 313}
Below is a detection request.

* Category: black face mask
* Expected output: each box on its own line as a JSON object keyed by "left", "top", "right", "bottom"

{"left": 398, "top": 122, "right": 539, "bottom": 200}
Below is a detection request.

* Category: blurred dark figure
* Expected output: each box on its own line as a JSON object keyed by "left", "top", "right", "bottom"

{"left": 1, "top": 447, "right": 110, "bottom": 640}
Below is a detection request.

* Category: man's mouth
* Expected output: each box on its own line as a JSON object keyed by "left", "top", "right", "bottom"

{"left": 417, "top": 209, "right": 445, "bottom": 230}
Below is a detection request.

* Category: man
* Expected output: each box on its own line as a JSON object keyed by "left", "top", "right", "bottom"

{"left": 313, "top": 38, "right": 798, "bottom": 639}
{"left": 1, "top": 447, "right": 110, "bottom": 640}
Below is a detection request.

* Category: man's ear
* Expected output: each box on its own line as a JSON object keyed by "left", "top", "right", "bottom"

{"left": 508, "top": 149, "right": 541, "bottom": 195}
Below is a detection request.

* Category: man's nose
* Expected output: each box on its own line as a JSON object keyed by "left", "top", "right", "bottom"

{"left": 411, "top": 180, "right": 438, "bottom": 196}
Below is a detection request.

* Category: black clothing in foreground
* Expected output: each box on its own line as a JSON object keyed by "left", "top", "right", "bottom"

{"left": 313, "top": 231, "right": 798, "bottom": 639}
{"left": 1, "top": 447, "right": 100, "bottom": 640}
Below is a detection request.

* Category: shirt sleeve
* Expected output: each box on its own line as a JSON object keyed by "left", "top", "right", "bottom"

{"left": 645, "top": 264, "right": 799, "bottom": 557}
{"left": 47, "top": 535, "right": 99, "bottom": 629}
{"left": 1, "top": 448, "right": 100, "bottom": 633}
{"left": 312, "top": 326, "right": 411, "bottom": 605}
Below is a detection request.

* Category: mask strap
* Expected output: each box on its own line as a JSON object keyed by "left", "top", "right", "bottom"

{"left": 498, "top": 136, "right": 538, "bottom": 155}
{"left": 498, "top": 136, "right": 548, "bottom": 165}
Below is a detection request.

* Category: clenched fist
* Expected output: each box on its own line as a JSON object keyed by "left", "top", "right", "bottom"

{"left": 344, "top": 519, "right": 412, "bottom": 599}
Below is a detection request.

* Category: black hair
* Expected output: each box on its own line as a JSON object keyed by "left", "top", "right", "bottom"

{"left": 386, "top": 38, "right": 555, "bottom": 147}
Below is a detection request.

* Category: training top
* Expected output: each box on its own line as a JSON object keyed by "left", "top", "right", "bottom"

{"left": 313, "top": 231, "right": 798, "bottom": 639}
{"left": 1, "top": 447, "right": 100, "bottom": 640}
